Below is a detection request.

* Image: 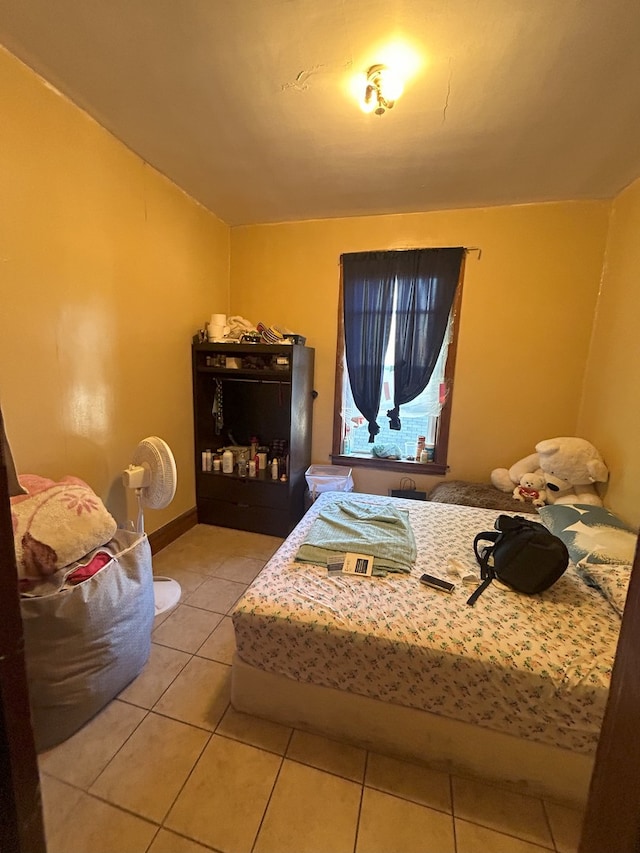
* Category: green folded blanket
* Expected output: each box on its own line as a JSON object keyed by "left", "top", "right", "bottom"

{"left": 295, "top": 499, "right": 416, "bottom": 575}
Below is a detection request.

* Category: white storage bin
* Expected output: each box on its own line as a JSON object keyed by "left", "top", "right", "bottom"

{"left": 305, "top": 465, "right": 354, "bottom": 501}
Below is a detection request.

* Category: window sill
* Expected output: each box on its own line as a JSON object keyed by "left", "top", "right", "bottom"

{"left": 330, "top": 454, "right": 448, "bottom": 476}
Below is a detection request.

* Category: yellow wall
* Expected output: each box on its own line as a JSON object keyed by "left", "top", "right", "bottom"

{"left": 0, "top": 47, "right": 230, "bottom": 532}
{"left": 230, "top": 203, "right": 610, "bottom": 496}
{"left": 579, "top": 178, "right": 640, "bottom": 527}
{"left": 5, "top": 39, "right": 636, "bottom": 531}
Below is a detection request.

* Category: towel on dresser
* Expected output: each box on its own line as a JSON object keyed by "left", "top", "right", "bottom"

{"left": 294, "top": 498, "right": 416, "bottom": 574}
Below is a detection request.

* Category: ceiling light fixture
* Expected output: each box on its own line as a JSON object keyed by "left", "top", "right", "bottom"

{"left": 362, "top": 64, "right": 403, "bottom": 115}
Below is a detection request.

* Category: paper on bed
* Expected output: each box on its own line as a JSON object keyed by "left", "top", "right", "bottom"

{"left": 294, "top": 499, "right": 416, "bottom": 574}
{"left": 327, "top": 552, "right": 375, "bottom": 576}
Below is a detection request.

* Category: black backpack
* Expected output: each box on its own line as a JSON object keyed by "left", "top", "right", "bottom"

{"left": 466, "top": 514, "right": 569, "bottom": 606}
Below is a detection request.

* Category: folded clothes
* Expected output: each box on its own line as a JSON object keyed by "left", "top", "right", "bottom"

{"left": 65, "top": 551, "right": 112, "bottom": 585}
{"left": 295, "top": 498, "right": 416, "bottom": 575}
{"left": 19, "top": 549, "right": 114, "bottom": 597}
{"left": 11, "top": 473, "right": 117, "bottom": 579}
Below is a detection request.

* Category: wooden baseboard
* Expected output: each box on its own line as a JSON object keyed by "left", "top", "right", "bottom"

{"left": 148, "top": 507, "right": 198, "bottom": 555}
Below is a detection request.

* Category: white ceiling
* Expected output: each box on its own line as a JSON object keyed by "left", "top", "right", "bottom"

{"left": 2, "top": 0, "right": 640, "bottom": 226}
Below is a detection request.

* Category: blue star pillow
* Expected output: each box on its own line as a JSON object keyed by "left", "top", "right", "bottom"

{"left": 537, "top": 504, "right": 637, "bottom": 566}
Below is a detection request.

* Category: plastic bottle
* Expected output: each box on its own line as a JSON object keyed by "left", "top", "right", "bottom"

{"left": 202, "top": 449, "right": 212, "bottom": 472}
{"left": 249, "top": 459, "right": 257, "bottom": 477}
{"left": 201, "top": 450, "right": 208, "bottom": 472}
{"left": 416, "top": 435, "right": 426, "bottom": 460}
{"left": 420, "top": 448, "right": 429, "bottom": 463}
{"left": 271, "top": 458, "right": 279, "bottom": 480}
{"left": 222, "top": 449, "right": 234, "bottom": 474}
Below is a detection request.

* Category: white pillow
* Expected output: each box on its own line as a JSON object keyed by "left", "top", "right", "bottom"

{"left": 581, "top": 563, "right": 632, "bottom": 617}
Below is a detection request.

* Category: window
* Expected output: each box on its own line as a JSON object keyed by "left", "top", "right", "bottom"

{"left": 332, "top": 248, "right": 465, "bottom": 474}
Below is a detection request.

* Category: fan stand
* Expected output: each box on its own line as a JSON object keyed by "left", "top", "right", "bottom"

{"left": 152, "top": 576, "right": 182, "bottom": 616}
{"left": 136, "top": 490, "right": 182, "bottom": 616}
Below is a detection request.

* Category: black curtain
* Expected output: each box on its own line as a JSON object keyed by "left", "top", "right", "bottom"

{"left": 386, "top": 247, "right": 464, "bottom": 430}
{"left": 342, "top": 252, "right": 396, "bottom": 442}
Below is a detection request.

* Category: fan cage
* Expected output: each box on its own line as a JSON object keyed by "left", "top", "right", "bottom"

{"left": 131, "top": 436, "right": 177, "bottom": 509}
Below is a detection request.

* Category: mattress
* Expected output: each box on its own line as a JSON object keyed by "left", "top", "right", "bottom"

{"left": 232, "top": 493, "right": 621, "bottom": 755}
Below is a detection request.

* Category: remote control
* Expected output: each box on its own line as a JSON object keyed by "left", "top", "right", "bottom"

{"left": 419, "top": 573, "right": 455, "bottom": 593}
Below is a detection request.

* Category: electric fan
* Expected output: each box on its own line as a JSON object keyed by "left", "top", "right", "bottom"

{"left": 123, "top": 436, "right": 181, "bottom": 615}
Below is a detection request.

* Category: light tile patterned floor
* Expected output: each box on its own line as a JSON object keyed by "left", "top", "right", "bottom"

{"left": 39, "top": 524, "right": 585, "bottom": 853}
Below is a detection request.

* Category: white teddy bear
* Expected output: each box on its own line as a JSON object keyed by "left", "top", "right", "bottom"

{"left": 492, "top": 436, "right": 608, "bottom": 506}
{"left": 512, "top": 473, "right": 547, "bottom": 507}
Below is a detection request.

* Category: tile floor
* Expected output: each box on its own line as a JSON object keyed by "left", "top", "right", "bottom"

{"left": 39, "top": 524, "right": 585, "bottom": 853}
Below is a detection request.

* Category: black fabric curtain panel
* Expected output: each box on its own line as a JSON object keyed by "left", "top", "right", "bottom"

{"left": 387, "top": 247, "right": 464, "bottom": 430}
{"left": 342, "top": 252, "right": 396, "bottom": 442}
{"left": 342, "top": 247, "right": 464, "bottom": 444}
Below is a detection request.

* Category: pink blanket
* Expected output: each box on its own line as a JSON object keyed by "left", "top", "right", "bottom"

{"left": 11, "top": 474, "right": 117, "bottom": 582}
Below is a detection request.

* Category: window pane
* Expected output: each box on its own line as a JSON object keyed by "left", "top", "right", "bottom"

{"left": 340, "top": 315, "right": 451, "bottom": 460}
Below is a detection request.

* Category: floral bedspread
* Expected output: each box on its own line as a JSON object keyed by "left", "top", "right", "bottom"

{"left": 232, "top": 493, "right": 621, "bottom": 755}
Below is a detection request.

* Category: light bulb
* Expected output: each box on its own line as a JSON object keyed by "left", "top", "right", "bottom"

{"left": 378, "top": 68, "right": 403, "bottom": 103}
{"left": 360, "top": 64, "right": 404, "bottom": 114}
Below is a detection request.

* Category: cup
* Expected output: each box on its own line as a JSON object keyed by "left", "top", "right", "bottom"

{"left": 208, "top": 314, "right": 231, "bottom": 341}
{"left": 209, "top": 324, "right": 230, "bottom": 341}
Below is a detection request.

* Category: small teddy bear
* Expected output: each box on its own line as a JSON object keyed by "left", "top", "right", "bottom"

{"left": 513, "top": 472, "right": 547, "bottom": 508}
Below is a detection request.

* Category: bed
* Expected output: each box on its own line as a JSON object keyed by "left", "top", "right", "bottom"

{"left": 231, "top": 492, "right": 624, "bottom": 805}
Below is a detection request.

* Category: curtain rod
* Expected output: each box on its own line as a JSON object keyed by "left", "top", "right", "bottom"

{"left": 339, "top": 246, "right": 482, "bottom": 263}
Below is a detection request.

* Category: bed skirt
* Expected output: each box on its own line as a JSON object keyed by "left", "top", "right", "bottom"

{"left": 231, "top": 654, "right": 593, "bottom": 807}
